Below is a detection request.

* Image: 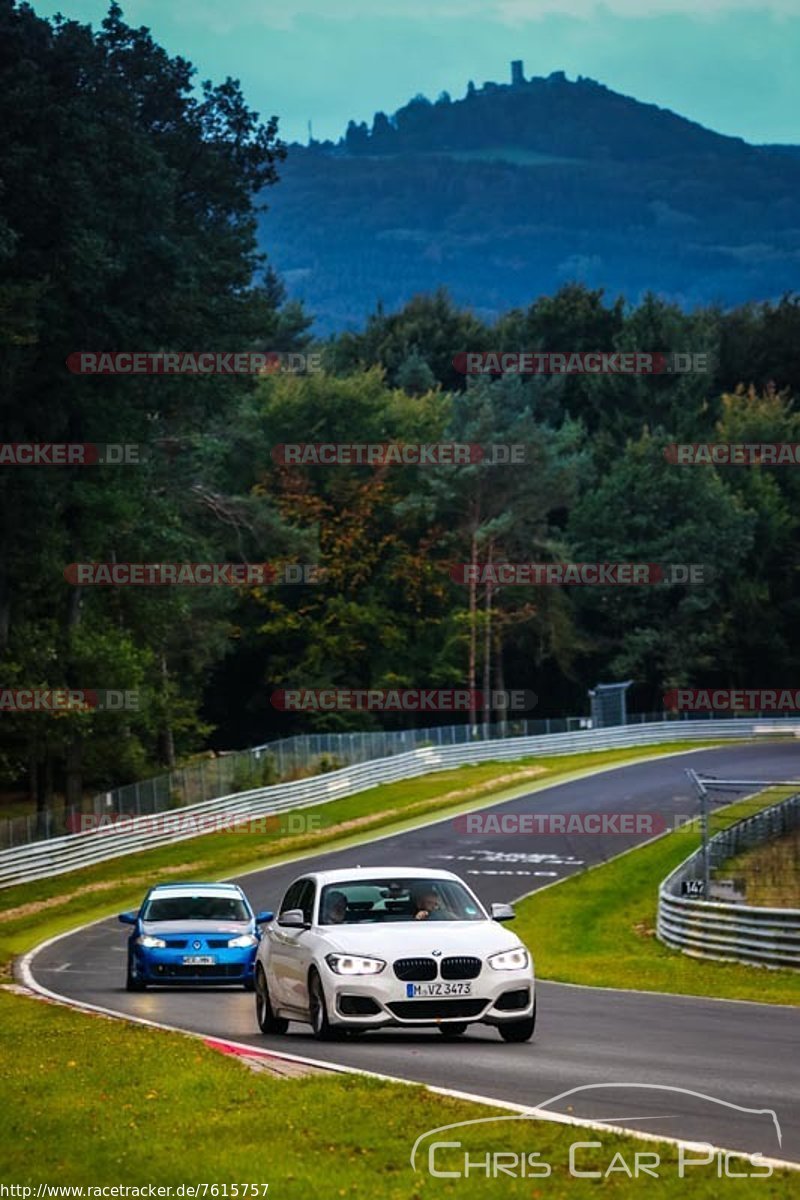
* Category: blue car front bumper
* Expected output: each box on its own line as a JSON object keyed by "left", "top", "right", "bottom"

{"left": 132, "top": 944, "right": 257, "bottom": 985}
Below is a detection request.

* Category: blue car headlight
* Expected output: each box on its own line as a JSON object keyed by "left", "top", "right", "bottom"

{"left": 136, "top": 935, "right": 167, "bottom": 949}
{"left": 227, "top": 934, "right": 258, "bottom": 948}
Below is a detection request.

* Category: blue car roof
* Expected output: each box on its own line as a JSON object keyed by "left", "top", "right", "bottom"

{"left": 147, "top": 881, "right": 243, "bottom": 892}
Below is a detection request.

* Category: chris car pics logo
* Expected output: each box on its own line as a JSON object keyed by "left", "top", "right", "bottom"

{"left": 410, "top": 1084, "right": 781, "bottom": 1181}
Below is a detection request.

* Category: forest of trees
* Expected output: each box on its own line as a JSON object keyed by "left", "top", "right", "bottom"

{"left": 2, "top": 1, "right": 800, "bottom": 811}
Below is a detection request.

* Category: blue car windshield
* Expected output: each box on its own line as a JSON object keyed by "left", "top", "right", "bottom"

{"left": 142, "top": 896, "right": 250, "bottom": 922}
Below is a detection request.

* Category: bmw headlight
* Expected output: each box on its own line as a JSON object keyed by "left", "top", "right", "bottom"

{"left": 488, "top": 947, "right": 529, "bottom": 971}
{"left": 136, "top": 935, "right": 166, "bottom": 948}
{"left": 227, "top": 934, "right": 258, "bottom": 948}
{"left": 325, "top": 953, "right": 385, "bottom": 976}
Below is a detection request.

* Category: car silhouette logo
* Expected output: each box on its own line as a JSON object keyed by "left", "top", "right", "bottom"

{"left": 193, "top": 940, "right": 202, "bottom": 950}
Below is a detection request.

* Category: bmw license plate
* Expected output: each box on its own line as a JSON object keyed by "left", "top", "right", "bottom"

{"left": 406, "top": 982, "right": 472, "bottom": 997}
{"left": 183, "top": 955, "right": 215, "bottom": 965}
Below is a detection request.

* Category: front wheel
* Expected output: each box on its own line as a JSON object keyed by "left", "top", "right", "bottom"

{"left": 498, "top": 997, "right": 536, "bottom": 1043}
{"left": 126, "top": 954, "right": 146, "bottom": 992}
{"left": 308, "top": 969, "right": 339, "bottom": 1040}
{"left": 255, "top": 966, "right": 288, "bottom": 1035}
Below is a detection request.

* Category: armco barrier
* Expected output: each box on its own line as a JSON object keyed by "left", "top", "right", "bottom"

{"left": 1, "top": 718, "right": 797, "bottom": 890}
{"left": 2, "top": 710, "right": 790, "bottom": 851}
{"left": 0, "top": 713, "right": 597, "bottom": 850}
{"left": 657, "top": 793, "right": 800, "bottom": 969}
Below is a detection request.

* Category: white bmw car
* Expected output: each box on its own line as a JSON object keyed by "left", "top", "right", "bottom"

{"left": 253, "top": 867, "right": 535, "bottom": 1041}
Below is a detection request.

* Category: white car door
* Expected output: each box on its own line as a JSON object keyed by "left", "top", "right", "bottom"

{"left": 268, "top": 879, "right": 306, "bottom": 1008}
{"left": 269, "top": 878, "right": 316, "bottom": 1012}
{"left": 283, "top": 879, "right": 317, "bottom": 1010}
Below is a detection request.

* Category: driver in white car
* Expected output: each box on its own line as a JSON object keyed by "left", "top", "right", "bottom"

{"left": 413, "top": 887, "right": 453, "bottom": 920}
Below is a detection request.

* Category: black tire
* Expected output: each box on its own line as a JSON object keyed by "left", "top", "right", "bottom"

{"left": 438, "top": 1023, "right": 468, "bottom": 1038}
{"left": 308, "top": 968, "right": 339, "bottom": 1040}
{"left": 255, "top": 965, "right": 288, "bottom": 1035}
{"left": 498, "top": 996, "right": 536, "bottom": 1043}
{"left": 126, "top": 953, "right": 146, "bottom": 992}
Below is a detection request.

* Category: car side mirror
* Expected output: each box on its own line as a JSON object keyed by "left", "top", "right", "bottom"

{"left": 118, "top": 911, "right": 138, "bottom": 925}
{"left": 278, "top": 908, "right": 309, "bottom": 929}
{"left": 490, "top": 902, "right": 515, "bottom": 922}
{"left": 255, "top": 910, "right": 274, "bottom": 924}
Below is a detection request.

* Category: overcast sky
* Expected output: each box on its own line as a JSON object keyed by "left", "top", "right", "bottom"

{"left": 29, "top": 1, "right": 800, "bottom": 146}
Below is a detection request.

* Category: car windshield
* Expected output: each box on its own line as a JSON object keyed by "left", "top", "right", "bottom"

{"left": 318, "top": 878, "right": 485, "bottom": 924}
{"left": 141, "top": 895, "right": 250, "bottom": 922}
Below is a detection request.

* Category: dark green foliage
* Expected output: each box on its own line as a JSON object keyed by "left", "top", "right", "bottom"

{"left": 3, "top": 6, "right": 800, "bottom": 810}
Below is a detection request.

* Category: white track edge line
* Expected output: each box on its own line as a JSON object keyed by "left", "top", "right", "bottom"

{"left": 13, "top": 742, "right": 800, "bottom": 1170}
{"left": 13, "top": 948, "right": 800, "bottom": 1173}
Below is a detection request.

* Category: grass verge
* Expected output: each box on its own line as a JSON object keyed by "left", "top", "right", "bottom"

{"left": 1, "top": 739, "right": 797, "bottom": 1191}
{"left": 0, "top": 987, "right": 795, "bottom": 1194}
{"left": 714, "top": 828, "right": 800, "bottom": 907}
{"left": 514, "top": 791, "right": 800, "bottom": 1005}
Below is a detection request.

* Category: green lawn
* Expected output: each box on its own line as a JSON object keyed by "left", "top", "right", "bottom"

{"left": 514, "top": 791, "right": 800, "bottom": 1005}
{"left": 3, "top": 738, "right": 798, "bottom": 1194}
{"left": 0, "top": 988, "right": 794, "bottom": 1195}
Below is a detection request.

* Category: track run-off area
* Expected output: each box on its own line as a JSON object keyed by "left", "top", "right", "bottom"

{"left": 22, "top": 744, "right": 800, "bottom": 1167}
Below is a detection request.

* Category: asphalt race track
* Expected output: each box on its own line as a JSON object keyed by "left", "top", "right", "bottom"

{"left": 27, "top": 744, "right": 800, "bottom": 1166}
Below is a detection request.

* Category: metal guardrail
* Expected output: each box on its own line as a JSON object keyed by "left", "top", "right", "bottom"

{"left": 3, "top": 709, "right": 787, "bottom": 851}
{"left": 657, "top": 793, "right": 800, "bottom": 969}
{"left": 1, "top": 717, "right": 794, "bottom": 890}
{"left": 1, "top": 713, "right": 600, "bottom": 851}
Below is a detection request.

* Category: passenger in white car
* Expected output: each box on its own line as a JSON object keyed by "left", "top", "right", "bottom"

{"left": 322, "top": 890, "right": 348, "bottom": 924}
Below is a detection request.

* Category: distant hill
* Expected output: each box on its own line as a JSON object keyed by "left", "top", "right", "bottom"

{"left": 259, "top": 65, "right": 800, "bottom": 332}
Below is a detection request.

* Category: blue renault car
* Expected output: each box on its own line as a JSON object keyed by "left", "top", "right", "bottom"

{"left": 119, "top": 882, "right": 273, "bottom": 991}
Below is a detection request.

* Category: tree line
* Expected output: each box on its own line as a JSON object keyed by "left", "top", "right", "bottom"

{"left": 2, "top": 1, "right": 799, "bottom": 812}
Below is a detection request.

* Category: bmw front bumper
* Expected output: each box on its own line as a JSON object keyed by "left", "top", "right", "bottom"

{"left": 323, "top": 963, "right": 535, "bottom": 1028}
